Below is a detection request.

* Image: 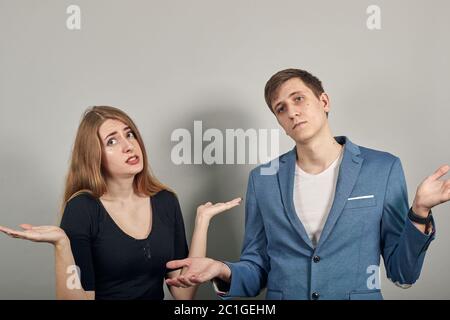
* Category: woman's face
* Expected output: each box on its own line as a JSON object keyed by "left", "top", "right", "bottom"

{"left": 98, "top": 119, "right": 144, "bottom": 179}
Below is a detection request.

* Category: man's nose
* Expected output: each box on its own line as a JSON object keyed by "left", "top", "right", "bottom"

{"left": 287, "top": 104, "right": 300, "bottom": 118}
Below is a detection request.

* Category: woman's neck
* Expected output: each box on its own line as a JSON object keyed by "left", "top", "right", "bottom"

{"left": 102, "top": 176, "right": 137, "bottom": 202}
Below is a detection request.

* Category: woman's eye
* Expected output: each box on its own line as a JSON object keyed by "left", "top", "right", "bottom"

{"left": 127, "top": 131, "right": 135, "bottom": 139}
{"left": 295, "top": 96, "right": 303, "bottom": 102}
{"left": 107, "top": 138, "right": 117, "bottom": 146}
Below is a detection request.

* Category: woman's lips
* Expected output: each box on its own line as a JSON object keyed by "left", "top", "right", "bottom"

{"left": 126, "top": 156, "right": 139, "bottom": 165}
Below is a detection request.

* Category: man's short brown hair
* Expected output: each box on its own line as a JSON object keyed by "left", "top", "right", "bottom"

{"left": 264, "top": 68, "right": 325, "bottom": 113}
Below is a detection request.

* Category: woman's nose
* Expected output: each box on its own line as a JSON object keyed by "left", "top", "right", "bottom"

{"left": 123, "top": 140, "right": 135, "bottom": 152}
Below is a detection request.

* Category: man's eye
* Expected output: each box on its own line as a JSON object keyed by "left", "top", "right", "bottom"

{"left": 276, "top": 106, "right": 285, "bottom": 114}
{"left": 295, "top": 96, "right": 303, "bottom": 102}
{"left": 107, "top": 138, "right": 117, "bottom": 146}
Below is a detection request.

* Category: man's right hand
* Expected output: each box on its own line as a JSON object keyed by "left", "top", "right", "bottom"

{"left": 165, "top": 257, "right": 231, "bottom": 288}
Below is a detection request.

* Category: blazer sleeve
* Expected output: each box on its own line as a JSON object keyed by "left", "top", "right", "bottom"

{"left": 381, "top": 157, "right": 436, "bottom": 287}
{"left": 217, "top": 169, "right": 270, "bottom": 298}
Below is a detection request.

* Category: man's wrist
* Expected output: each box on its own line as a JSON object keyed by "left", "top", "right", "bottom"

{"left": 409, "top": 206, "right": 433, "bottom": 228}
{"left": 412, "top": 202, "right": 430, "bottom": 218}
{"left": 217, "top": 261, "right": 232, "bottom": 283}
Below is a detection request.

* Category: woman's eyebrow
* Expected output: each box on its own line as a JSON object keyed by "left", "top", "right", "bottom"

{"left": 103, "top": 127, "right": 130, "bottom": 141}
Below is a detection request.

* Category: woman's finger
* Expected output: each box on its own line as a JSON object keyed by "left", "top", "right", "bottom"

{"left": 0, "top": 230, "right": 13, "bottom": 237}
{"left": 0, "top": 225, "right": 17, "bottom": 234}
{"left": 19, "top": 224, "right": 34, "bottom": 230}
{"left": 216, "top": 198, "right": 242, "bottom": 210}
{"left": 8, "top": 230, "right": 39, "bottom": 241}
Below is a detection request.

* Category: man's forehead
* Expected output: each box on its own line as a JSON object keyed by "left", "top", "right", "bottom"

{"left": 272, "top": 78, "right": 311, "bottom": 104}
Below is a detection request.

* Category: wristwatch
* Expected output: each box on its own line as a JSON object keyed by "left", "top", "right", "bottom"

{"left": 408, "top": 207, "right": 432, "bottom": 225}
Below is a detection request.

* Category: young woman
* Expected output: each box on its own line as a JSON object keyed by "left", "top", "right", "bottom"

{"left": 0, "top": 106, "right": 241, "bottom": 300}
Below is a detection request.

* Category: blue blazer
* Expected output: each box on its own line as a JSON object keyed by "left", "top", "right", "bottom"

{"left": 223, "top": 136, "right": 435, "bottom": 300}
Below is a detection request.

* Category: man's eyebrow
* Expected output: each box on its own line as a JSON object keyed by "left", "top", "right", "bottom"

{"left": 103, "top": 126, "right": 131, "bottom": 141}
{"left": 273, "top": 91, "right": 305, "bottom": 109}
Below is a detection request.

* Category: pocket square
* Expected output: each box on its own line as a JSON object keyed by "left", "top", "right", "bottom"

{"left": 348, "top": 195, "right": 374, "bottom": 201}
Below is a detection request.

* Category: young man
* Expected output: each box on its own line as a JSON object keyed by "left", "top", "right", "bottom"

{"left": 166, "top": 69, "right": 450, "bottom": 300}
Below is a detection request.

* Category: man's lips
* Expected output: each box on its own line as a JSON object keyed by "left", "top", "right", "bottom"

{"left": 292, "top": 121, "right": 307, "bottom": 130}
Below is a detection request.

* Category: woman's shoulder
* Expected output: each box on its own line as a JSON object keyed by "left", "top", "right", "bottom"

{"left": 66, "top": 192, "right": 99, "bottom": 208}
{"left": 153, "top": 189, "right": 178, "bottom": 204}
{"left": 61, "top": 192, "right": 103, "bottom": 238}
{"left": 152, "top": 189, "right": 183, "bottom": 222}
{"left": 63, "top": 192, "right": 102, "bottom": 221}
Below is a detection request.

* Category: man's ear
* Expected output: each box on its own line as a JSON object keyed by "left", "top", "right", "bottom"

{"left": 320, "top": 92, "right": 330, "bottom": 113}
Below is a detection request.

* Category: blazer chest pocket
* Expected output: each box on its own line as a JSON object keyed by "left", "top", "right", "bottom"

{"left": 345, "top": 195, "right": 377, "bottom": 209}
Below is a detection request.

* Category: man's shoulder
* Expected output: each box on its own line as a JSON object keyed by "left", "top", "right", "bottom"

{"left": 357, "top": 144, "right": 399, "bottom": 165}
{"left": 248, "top": 148, "right": 294, "bottom": 179}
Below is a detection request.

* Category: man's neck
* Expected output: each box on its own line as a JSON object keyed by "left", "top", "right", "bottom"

{"left": 295, "top": 133, "right": 343, "bottom": 175}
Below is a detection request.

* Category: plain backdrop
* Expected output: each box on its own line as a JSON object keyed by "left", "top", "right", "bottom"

{"left": 0, "top": 0, "right": 449, "bottom": 299}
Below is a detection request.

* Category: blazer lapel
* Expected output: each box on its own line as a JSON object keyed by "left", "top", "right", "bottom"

{"left": 316, "top": 136, "right": 363, "bottom": 249}
{"left": 278, "top": 148, "right": 315, "bottom": 249}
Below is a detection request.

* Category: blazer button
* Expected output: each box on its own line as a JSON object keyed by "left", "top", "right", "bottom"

{"left": 312, "top": 292, "right": 320, "bottom": 300}
{"left": 313, "top": 255, "right": 321, "bottom": 263}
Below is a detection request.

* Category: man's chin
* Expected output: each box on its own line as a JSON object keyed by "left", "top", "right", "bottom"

{"left": 290, "top": 131, "right": 313, "bottom": 144}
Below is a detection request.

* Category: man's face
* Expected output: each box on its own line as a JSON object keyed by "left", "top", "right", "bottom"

{"left": 271, "top": 77, "right": 330, "bottom": 144}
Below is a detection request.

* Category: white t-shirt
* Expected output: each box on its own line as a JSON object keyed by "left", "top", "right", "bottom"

{"left": 293, "top": 148, "right": 344, "bottom": 248}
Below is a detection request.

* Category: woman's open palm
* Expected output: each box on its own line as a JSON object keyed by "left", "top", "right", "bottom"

{"left": 0, "top": 224, "right": 67, "bottom": 245}
{"left": 196, "top": 197, "right": 242, "bottom": 220}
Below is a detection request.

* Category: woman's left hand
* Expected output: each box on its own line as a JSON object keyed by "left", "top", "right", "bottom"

{"left": 196, "top": 197, "right": 242, "bottom": 221}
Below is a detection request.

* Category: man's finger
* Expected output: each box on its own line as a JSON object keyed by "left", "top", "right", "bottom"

{"left": 430, "top": 164, "right": 450, "bottom": 181}
{"left": 179, "top": 266, "right": 189, "bottom": 276}
{"left": 189, "top": 273, "right": 209, "bottom": 284}
{"left": 166, "top": 259, "right": 190, "bottom": 270}
{"left": 178, "top": 275, "right": 195, "bottom": 287}
{"left": 166, "top": 278, "right": 185, "bottom": 288}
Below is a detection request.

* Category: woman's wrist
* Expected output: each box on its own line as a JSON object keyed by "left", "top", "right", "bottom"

{"left": 55, "top": 236, "right": 70, "bottom": 251}
{"left": 195, "top": 212, "right": 212, "bottom": 226}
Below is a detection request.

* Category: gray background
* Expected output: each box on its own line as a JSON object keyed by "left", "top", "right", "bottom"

{"left": 0, "top": 0, "right": 449, "bottom": 299}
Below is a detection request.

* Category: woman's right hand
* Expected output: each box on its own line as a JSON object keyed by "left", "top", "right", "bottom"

{"left": 0, "top": 224, "right": 68, "bottom": 247}
{"left": 196, "top": 197, "right": 242, "bottom": 221}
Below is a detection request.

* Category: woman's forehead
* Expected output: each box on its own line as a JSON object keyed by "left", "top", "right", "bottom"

{"left": 99, "top": 119, "right": 129, "bottom": 135}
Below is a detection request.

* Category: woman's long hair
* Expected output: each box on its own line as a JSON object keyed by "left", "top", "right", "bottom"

{"left": 61, "top": 106, "right": 171, "bottom": 214}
